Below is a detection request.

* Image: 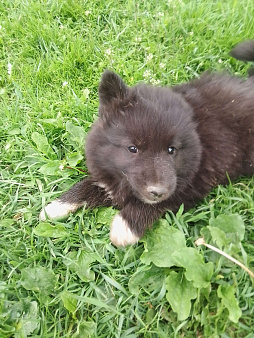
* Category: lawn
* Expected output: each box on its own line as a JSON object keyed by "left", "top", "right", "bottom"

{"left": 0, "top": 0, "right": 254, "bottom": 337}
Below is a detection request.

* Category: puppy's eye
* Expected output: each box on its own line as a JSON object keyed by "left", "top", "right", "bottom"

{"left": 128, "top": 146, "right": 138, "bottom": 153}
{"left": 168, "top": 146, "right": 176, "bottom": 155}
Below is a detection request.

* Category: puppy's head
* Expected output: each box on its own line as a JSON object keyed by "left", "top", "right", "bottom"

{"left": 86, "top": 71, "right": 202, "bottom": 204}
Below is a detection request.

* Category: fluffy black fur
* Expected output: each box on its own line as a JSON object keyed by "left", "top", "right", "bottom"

{"left": 40, "top": 40, "right": 254, "bottom": 246}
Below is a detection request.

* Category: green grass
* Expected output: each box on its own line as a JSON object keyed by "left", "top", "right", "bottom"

{"left": 0, "top": 0, "right": 254, "bottom": 336}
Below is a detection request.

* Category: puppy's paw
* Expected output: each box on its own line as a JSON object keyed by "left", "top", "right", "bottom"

{"left": 110, "top": 214, "right": 140, "bottom": 247}
{"left": 39, "top": 200, "right": 79, "bottom": 221}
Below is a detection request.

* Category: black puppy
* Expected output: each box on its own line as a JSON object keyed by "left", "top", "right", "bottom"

{"left": 40, "top": 41, "right": 254, "bottom": 247}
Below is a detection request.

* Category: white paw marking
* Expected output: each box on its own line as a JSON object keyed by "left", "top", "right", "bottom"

{"left": 39, "top": 200, "right": 81, "bottom": 221}
{"left": 110, "top": 214, "right": 140, "bottom": 247}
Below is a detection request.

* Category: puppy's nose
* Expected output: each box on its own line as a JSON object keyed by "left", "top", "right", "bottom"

{"left": 147, "top": 185, "right": 168, "bottom": 198}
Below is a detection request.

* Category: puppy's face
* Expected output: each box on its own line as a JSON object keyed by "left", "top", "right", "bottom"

{"left": 86, "top": 71, "right": 202, "bottom": 204}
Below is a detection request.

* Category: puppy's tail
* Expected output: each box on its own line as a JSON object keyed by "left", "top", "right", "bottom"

{"left": 230, "top": 40, "right": 254, "bottom": 62}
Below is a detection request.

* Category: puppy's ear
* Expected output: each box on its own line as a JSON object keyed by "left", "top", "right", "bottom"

{"left": 99, "top": 70, "right": 128, "bottom": 106}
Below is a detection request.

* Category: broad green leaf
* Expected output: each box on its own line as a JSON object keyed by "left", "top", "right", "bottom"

{"left": 40, "top": 117, "right": 64, "bottom": 128}
{"left": 66, "top": 121, "right": 86, "bottom": 138}
{"left": 217, "top": 284, "right": 242, "bottom": 323}
{"left": 39, "top": 160, "right": 61, "bottom": 175}
{"left": 73, "top": 320, "right": 97, "bottom": 338}
{"left": 21, "top": 267, "right": 57, "bottom": 297}
{"left": 31, "top": 131, "right": 54, "bottom": 156}
{"left": 34, "top": 223, "right": 69, "bottom": 238}
{"left": 66, "top": 151, "right": 83, "bottom": 167}
{"left": 166, "top": 271, "right": 197, "bottom": 321}
{"left": 206, "top": 226, "right": 228, "bottom": 249}
{"left": 140, "top": 220, "right": 186, "bottom": 267}
{"left": 172, "top": 247, "right": 213, "bottom": 288}
{"left": 96, "top": 207, "right": 118, "bottom": 225}
{"left": 66, "top": 121, "right": 86, "bottom": 147}
{"left": 61, "top": 291, "right": 78, "bottom": 314}
{"left": 0, "top": 300, "right": 39, "bottom": 337}
{"left": 209, "top": 214, "right": 245, "bottom": 244}
{"left": 63, "top": 250, "right": 98, "bottom": 282}
{"left": 129, "top": 264, "right": 167, "bottom": 295}
{"left": 16, "top": 301, "right": 39, "bottom": 336}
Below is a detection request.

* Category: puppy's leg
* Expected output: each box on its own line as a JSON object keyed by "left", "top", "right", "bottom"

{"left": 40, "top": 178, "right": 111, "bottom": 221}
{"left": 110, "top": 200, "right": 164, "bottom": 247}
